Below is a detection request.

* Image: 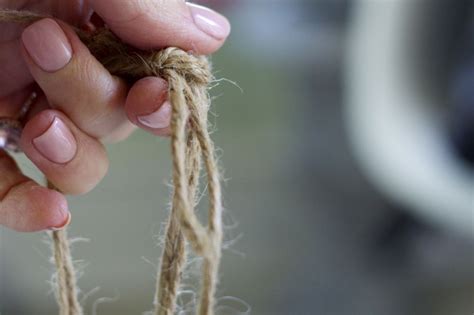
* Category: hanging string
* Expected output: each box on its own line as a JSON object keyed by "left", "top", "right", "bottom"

{"left": 49, "top": 180, "right": 83, "bottom": 315}
{"left": 0, "top": 10, "right": 223, "bottom": 315}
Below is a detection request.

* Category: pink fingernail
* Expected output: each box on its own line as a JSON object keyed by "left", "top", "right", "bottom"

{"left": 49, "top": 211, "right": 71, "bottom": 231}
{"left": 137, "top": 101, "right": 172, "bottom": 129}
{"left": 187, "top": 3, "right": 231, "bottom": 40}
{"left": 22, "top": 19, "right": 72, "bottom": 72}
{"left": 33, "top": 117, "right": 77, "bottom": 164}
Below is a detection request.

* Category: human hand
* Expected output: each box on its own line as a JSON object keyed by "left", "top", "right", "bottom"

{"left": 0, "top": 0, "right": 230, "bottom": 232}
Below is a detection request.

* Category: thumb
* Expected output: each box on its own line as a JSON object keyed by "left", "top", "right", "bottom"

{"left": 89, "top": 0, "right": 231, "bottom": 54}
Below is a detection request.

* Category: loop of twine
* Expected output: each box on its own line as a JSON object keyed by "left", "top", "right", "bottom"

{"left": 0, "top": 10, "right": 223, "bottom": 315}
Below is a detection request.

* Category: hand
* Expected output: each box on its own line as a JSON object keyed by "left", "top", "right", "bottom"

{"left": 0, "top": 0, "right": 230, "bottom": 232}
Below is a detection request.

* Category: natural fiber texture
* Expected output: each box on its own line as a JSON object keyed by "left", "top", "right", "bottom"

{"left": 0, "top": 10, "right": 223, "bottom": 315}
{"left": 50, "top": 230, "right": 83, "bottom": 315}
{"left": 48, "top": 182, "right": 83, "bottom": 315}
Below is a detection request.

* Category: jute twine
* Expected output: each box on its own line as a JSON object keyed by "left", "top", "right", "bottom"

{"left": 0, "top": 10, "right": 223, "bottom": 315}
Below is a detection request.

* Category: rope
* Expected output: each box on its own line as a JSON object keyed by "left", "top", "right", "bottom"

{"left": 48, "top": 181, "right": 83, "bottom": 315}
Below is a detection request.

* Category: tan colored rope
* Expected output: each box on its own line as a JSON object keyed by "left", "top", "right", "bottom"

{"left": 0, "top": 10, "right": 223, "bottom": 315}
{"left": 50, "top": 229, "right": 83, "bottom": 315}
{"left": 48, "top": 181, "right": 83, "bottom": 315}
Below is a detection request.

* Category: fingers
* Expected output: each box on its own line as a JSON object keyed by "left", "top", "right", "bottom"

{"left": 125, "top": 77, "right": 171, "bottom": 136}
{"left": 20, "top": 107, "right": 109, "bottom": 195}
{"left": 20, "top": 18, "right": 135, "bottom": 142}
{"left": 90, "top": 0, "right": 231, "bottom": 54}
{"left": 0, "top": 150, "right": 70, "bottom": 232}
{"left": 54, "top": 0, "right": 94, "bottom": 26}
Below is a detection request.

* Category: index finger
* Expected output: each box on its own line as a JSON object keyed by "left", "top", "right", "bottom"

{"left": 89, "top": 0, "right": 231, "bottom": 54}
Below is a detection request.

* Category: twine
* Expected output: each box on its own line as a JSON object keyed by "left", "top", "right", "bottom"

{"left": 0, "top": 10, "right": 223, "bottom": 315}
{"left": 49, "top": 179, "right": 83, "bottom": 315}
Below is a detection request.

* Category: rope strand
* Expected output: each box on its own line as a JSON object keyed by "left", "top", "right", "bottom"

{"left": 48, "top": 182, "right": 83, "bottom": 315}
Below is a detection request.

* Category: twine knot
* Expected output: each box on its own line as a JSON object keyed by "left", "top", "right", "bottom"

{"left": 81, "top": 29, "right": 213, "bottom": 86}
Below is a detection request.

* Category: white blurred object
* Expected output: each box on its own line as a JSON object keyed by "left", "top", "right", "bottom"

{"left": 345, "top": 0, "right": 474, "bottom": 236}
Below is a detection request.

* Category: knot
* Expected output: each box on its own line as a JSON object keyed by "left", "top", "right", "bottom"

{"left": 80, "top": 29, "right": 213, "bottom": 86}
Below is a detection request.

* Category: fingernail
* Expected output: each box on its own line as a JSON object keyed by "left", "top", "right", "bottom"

{"left": 137, "top": 101, "right": 172, "bottom": 129}
{"left": 49, "top": 211, "right": 71, "bottom": 231}
{"left": 187, "top": 3, "right": 231, "bottom": 40}
{"left": 22, "top": 18, "right": 72, "bottom": 72}
{"left": 33, "top": 117, "right": 77, "bottom": 164}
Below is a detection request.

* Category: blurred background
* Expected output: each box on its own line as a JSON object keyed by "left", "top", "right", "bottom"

{"left": 1, "top": 0, "right": 473, "bottom": 314}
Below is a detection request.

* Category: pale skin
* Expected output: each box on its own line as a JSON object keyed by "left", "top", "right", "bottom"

{"left": 0, "top": 0, "right": 230, "bottom": 232}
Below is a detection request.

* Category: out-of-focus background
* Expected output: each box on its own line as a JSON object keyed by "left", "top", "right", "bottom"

{"left": 1, "top": 1, "right": 473, "bottom": 314}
